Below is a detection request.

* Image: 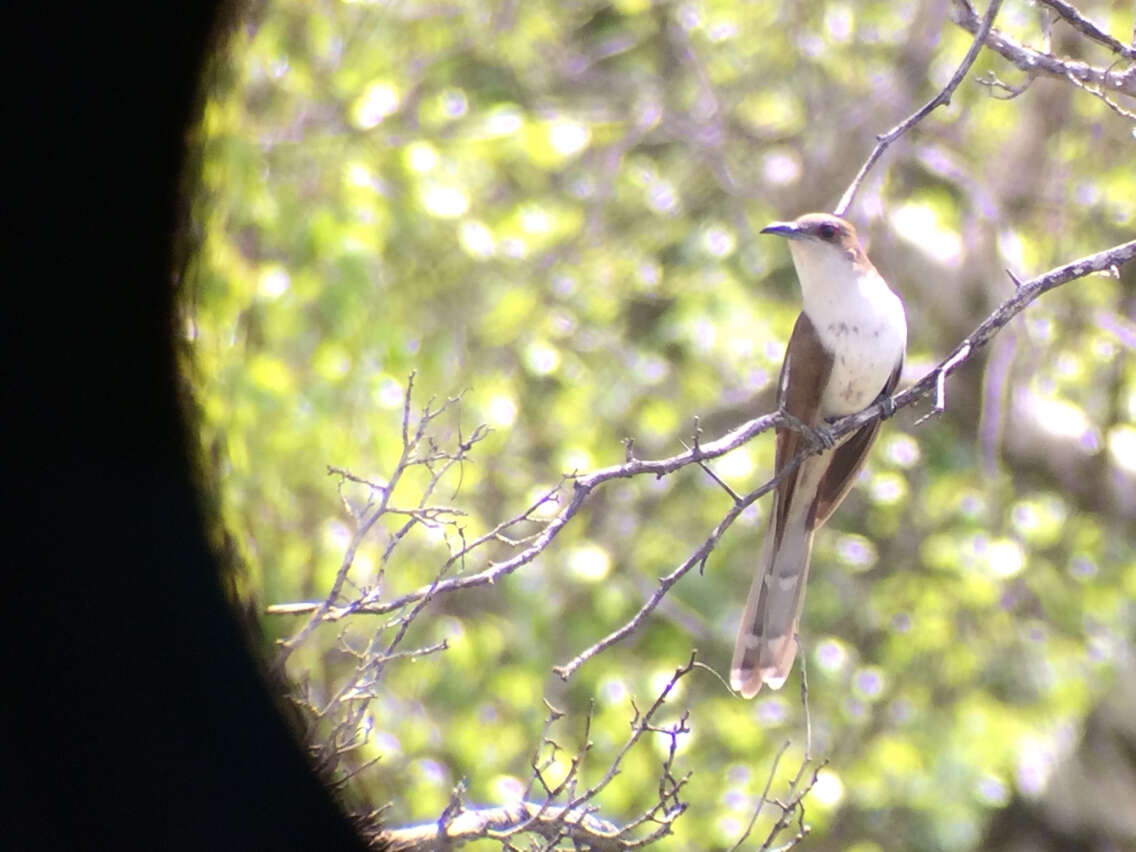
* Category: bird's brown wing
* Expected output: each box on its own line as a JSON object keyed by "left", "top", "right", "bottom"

{"left": 730, "top": 312, "right": 836, "bottom": 698}
{"left": 812, "top": 356, "right": 903, "bottom": 527}
{"left": 772, "top": 312, "right": 834, "bottom": 549}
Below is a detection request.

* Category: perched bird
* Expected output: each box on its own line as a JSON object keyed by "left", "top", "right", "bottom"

{"left": 730, "top": 213, "right": 907, "bottom": 698}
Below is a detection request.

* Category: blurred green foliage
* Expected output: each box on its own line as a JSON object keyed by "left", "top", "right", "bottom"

{"left": 186, "top": 0, "right": 1136, "bottom": 848}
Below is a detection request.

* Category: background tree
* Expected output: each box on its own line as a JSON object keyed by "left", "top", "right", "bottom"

{"left": 186, "top": 0, "right": 1136, "bottom": 848}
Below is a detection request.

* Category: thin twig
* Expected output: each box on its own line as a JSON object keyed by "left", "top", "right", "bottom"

{"left": 269, "top": 407, "right": 790, "bottom": 619}
{"left": 799, "top": 644, "right": 812, "bottom": 762}
{"left": 275, "top": 372, "right": 426, "bottom": 663}
{"left": 759, "top": 757, "right": 827, "bottom": 851}
{"left": 683, "top": 434, "right": 743, "bottom": 503}
{"left": 836, "top": 0, "right": 1004, "bottom": 216}
{"left": 1036, "top": 0, "right": 1136, "bottom": 60}
{"left": 729, "top": 739, "right": 791, "bottom": 852}
{"left": 1063, "top": 69, "right": 1136, "bottom": 122}
{"left": 914, "top": 341, "right": 971, "bottom": 426}
{"left": 552, "top": 455, "right": 808, "bottom": 681}
{"left": 974, "top": 69, "right": 1037, "bottom": 99}
{"left": 565, "top": 654, "right": 696, "bottom": 810}
{"left": 378, "top": 656, "right": 696, "bottom": 849}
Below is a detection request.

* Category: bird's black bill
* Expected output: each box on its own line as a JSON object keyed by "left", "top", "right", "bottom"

{"left": 760, "top": 221, "right": 803, "bottom": 238}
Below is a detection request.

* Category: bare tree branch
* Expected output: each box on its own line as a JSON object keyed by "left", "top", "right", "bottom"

{"left": 1035, "top": 0, "right": 1136, "bottom": 61}
{"left": 974, "top": 68, "right": 1039, "bottom": 100}
{"left": 1060, "top": 68, "right": 1136, "bottom": 121}
{"left": 856, "top": 237, "right": 1136, "bottom": 428}
{"left": 551, "top": 458, "right": 802, "bottom": 681}
{"left": 374, "top": 655, "right": 696, "bottom": 850}
{"left": 836, "top": 0, "right": 1004, "bottom": 216}
{"left": 757, "top": 757, "right": 827, "bottom": 852}
{"left": 274, "top": 372, "right": 486, "bottom": 663}
{"left": 379, "top": 800, "right": 625, "bottom": 851}
{"left": 266, "top": 406, "right": 799, "bottom": 619}
{"left": 950, "top": 0, "right": 1136, "bottom": 99}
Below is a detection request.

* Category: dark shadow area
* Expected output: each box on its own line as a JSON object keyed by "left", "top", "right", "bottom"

{"left": 7, "top": 5, "right": 368, "bottom": 848}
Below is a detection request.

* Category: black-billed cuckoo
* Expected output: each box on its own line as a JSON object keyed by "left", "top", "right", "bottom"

{"left": 730, "top": 212, "right": 906, "bottom": 699}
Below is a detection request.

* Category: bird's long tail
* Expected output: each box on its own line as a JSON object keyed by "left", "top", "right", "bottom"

{"left": 729, "top": 465, "right": 818, "bottom": 698}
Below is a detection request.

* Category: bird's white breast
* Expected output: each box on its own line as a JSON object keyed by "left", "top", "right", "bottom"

{"left": 789, "top": 244, "right": 907, "bottom": 418}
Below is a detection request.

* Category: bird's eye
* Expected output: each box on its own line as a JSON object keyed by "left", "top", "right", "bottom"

{"left": 818, "top": 223, "right": 837, "bottom": 240}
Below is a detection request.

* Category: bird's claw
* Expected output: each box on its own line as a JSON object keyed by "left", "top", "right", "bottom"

{"left": 781, "top": 411, "right": 836, "bottom": 451}
{"left": 809, "top": 423, "right": 836, "bottom": 450}
{"left": 878, "top": 395, "right": 896, "bottom": 420}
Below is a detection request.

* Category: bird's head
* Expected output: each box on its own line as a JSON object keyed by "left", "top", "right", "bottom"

{"left": 761, "top": 212, "right": 866, "bottom": 259}
{"left": 760, "top": 212, "right": 875, "bottom": 288}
